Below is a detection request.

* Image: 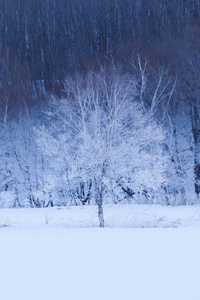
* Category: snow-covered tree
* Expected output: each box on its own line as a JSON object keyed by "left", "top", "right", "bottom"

{"left": 37, "top": 69, "right": 168, "bottom": 226}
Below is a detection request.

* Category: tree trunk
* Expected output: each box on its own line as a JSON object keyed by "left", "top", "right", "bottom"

{"left": 97, "top": 183, "right": 105, "bottom": 228}
{"left": 191, "top": 101, "right": 200, "bottom": 197}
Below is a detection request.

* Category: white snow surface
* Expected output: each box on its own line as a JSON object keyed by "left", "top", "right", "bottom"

{"left": 1, "top": 205, "right": 200, "bottom": 300}
{"left": 1, "top": 204, "right": 200, "bottom": 228}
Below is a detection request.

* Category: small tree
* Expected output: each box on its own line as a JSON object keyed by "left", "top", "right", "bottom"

{"left": 38, "top": 68, "right": 168, "bottom": 227}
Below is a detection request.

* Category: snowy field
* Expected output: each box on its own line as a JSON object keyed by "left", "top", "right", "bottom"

{"left": 1, "top": 204, "right": 200, "bottom": 228}
{"left": 1, "top": 205, "right": 200, "bottom": 300}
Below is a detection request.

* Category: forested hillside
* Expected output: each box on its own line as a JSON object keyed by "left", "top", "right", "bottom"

{"left": 1, "top": 0, "right": 200, "bottom": 95}
{"left": 0, "top": 0, "right": 200, "bottom": 216}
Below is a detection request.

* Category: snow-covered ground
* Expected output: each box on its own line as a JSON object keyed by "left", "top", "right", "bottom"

{"left": 1, "top": 204, "right": 200, "bottom": 228}
{"left": 1, "top": 205, "right": 200, "bottom": 300}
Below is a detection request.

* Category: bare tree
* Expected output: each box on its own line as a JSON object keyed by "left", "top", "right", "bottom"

{"left": 38, "top": 68, "right": 167, "bottom": 226}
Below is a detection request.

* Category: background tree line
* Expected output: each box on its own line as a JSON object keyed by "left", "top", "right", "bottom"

{"left": 0, "top": 0, "right": 200, "bottom": 213}
{"left": 0, "top": 0, "right": 200, "bottom": 93}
